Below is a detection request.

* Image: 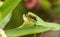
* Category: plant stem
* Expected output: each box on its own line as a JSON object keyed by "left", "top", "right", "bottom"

{"left": 34, "top": 34, "right": 36, "bottom": 37}
{"left": 18, "top": 22, "right": 26, "bottom": 28}
{"left": 40, "top": 33, "right": 44, "bottom": 37}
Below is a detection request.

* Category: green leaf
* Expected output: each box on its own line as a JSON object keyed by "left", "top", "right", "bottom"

{"left": 6, "top": 1, "right": 28, "bottom": 29}
{"left": 0, "top": 11, "right": 2, "bottom": 23}
{"left": 1, "top": 0, "right": 21, "bottom": 18}
{"left": 0, "top": 12, "right": 12, "bottom": 28}
{"left": 0, "top": 0, "right": 21, "bottom": 28}
{"left": 5, "top": 12, "right": 60, "bottom": 37}
{"left": 36, "top": 16, "right": 60, "bottom": 30}
{"left": 45, "top": 22, "right": 60, "bottom": 30}
{"left": 6, "top": 26, "right": 50, "bottom": 37}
